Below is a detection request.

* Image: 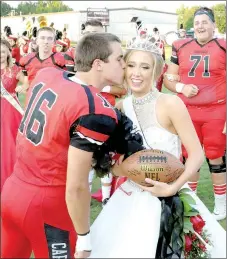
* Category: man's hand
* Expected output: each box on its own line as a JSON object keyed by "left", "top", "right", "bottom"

{"left": 182, "top": 84, "right": 199, "bottom": 98}
{"left": 74, "top": 251, "right": 91, "bottom": 258}
{"left": 223, "top": 122, "right": 226, "bottom": 134}
{"left": 138, "top": 178, "right": 178, "bottom": 197}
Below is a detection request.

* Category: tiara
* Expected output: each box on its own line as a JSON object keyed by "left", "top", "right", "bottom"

{"left": 126, "top": 36, "right": 164, "bottom": 56}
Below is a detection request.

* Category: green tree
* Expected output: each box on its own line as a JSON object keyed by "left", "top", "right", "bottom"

{"left": 36, "top": 0, "right": 72, "bottom": 14}
{"left": 16, "top": 1, "right": 37, "bottom": 15}
{"left": 212, "top": 3, "right": 226, "bottom": 34}
{"left": 176, "top": 3, "right": 226, "bottom": 33}
{"left": 176, "top": 5, "right": 202, "bottom": 30}
{"left": 3, "top": 0, "right": 73, "bottom": 16}
{"left": 1, "top": 1, "right": 12, "bottom": 17}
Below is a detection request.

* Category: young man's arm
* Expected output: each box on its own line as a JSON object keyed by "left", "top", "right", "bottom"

{"left": 66, "top": 146, "right": 93, "bottom": 258}
{"left": 66, "top": 146, "right": 92, "bottom": 235}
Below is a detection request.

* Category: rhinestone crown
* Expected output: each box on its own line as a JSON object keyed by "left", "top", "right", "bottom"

{"left": 126, "top": 36, "right": 164, "bottom": 56}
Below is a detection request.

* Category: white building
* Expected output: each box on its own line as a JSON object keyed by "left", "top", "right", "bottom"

{"left": 1, "top": 7, "right": 177, "bottom": 42}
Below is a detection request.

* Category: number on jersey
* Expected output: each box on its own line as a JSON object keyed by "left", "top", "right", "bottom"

{"left": 188, "top": 55, "right": 210, "bottom": 78}
{"left": 19, "top": 83, "right": 57, "bottom": 145}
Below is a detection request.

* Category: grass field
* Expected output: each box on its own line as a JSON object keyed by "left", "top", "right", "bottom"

{"left": 18, "top": 44, "right": 226, "bottom": 232}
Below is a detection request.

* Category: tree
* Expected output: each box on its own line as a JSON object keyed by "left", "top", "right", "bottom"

{"left": 16, "top": 1, "right": 37, "bottom": 15}
{"left": 176, "top": 5, "right": 202, "bottom": 30}
{"left": 1, "top": 1, "right": 12, "bottom": 17}
{"left": 35, "top": 0, "right": 73, "bottom": 14}
{"left": 2, "top": 0, "right": 73, "bottom": 16}
{"left": 212, "top": 3, "right": 226, "bottom": 34}
{"left": 176, "top": 3, "right": 226, "bottom": 33}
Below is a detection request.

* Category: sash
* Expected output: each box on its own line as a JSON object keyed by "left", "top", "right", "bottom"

{"left": 123, "top": 96, "right": 150, "bottom": 149}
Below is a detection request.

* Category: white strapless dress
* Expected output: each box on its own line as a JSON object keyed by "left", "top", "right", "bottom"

{"left": 90, "top": 91, "right": 226, "bottom": 258}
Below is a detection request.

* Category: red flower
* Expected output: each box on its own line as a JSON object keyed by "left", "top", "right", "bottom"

{"left": 190, "top": 215, "right": 205, "bottom": 233}
{"left": 191, "top": 233, "right": 197, "bottom": 241}
{"left": 185, "top": 235, "right": 192, "bottom": 252}
{"left": 198, "top": 243, "right": 207, "bottom": 252}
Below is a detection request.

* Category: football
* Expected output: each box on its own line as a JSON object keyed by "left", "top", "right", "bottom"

{"left": 112, "top": 149, "right": 185, "bottom": 187}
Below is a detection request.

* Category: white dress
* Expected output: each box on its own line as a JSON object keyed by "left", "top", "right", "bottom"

{"left": 90, "top": 90, "right": 226, "bottom": 258}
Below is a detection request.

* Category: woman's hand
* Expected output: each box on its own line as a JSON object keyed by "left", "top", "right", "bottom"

{"left": 138, "top": 178, "right": 178, "bottom": 197}
{"left": 111, "top": 155, "right": 124, "bottom": 176}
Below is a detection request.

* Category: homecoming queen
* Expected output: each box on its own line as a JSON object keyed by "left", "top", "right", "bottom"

{"left": 89, "top": 37, "right": 226, "bottom": 258}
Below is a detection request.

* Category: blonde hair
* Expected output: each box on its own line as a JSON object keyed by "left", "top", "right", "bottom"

{"left": 1, "top": 39, "right": 13, "bottom": 70}
{"left": 124, "top": 49, "right": 164, "bottom": 91}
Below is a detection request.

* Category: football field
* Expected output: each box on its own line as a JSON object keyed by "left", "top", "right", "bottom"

{"left": 18, "top": 45, "right": 226, "bottom": 230}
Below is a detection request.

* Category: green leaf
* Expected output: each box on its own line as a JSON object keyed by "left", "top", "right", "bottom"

{"left": 179, "top": 187, "right": 192, "bottom": 194}
{"left": 183, "top": 206, "right": 199, "bottom": 216}
{"left": 182, "top": 200, "right": 194, "bottom": 213}
{"left": 183, "top": 217, "right": 194, "bottom": 232}
{"left": 179, "top": 193, "right": 196, "bottom": 205}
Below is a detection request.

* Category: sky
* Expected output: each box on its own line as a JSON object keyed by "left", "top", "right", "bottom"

{"left": 5, "top": 1, "right": 225, "bottom": 13}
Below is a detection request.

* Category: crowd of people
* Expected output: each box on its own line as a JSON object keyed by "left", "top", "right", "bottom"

{"left": 0, "top": 6, "right": 226, "bottom": 259}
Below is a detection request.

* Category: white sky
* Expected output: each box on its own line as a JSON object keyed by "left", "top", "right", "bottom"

{"left": 5, "top": 1, "right": 226, "bottom": 13}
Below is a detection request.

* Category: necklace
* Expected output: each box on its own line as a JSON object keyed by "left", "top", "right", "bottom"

{"left": 132, "top": 91, "right": 156, "bottom": 149}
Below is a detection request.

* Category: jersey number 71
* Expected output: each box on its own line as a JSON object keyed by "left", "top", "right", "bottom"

{"left": 19, "top": 83, "right": 57, "bottom": 145}
{"left": 188, "top": 55, "right": 210, "bottom": 78}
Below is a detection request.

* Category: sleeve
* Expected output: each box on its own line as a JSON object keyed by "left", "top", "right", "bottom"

{"left": 19, "top": 55, "right": 30, "bottom": 76}
{"left": 14, "top": 64, "right": 22, "bottom": 76}
{"left": 19, "top": 55, "right": 26, "bottom": 68}
{"left": 69, "top": 114, "right": 117, "bottom": 152}
{"left": 64, "top": 53, "right": 75, "bottom": 72}
{"left": 170, "top": 42, "right": 179, "bottom": 65}
{"left": 53, "top": 52, "right": 67, "bottom": 68}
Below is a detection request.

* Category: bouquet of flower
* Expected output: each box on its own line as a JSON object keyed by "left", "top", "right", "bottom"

{"left": 179, "top": 188, "right": 213, "bottom": 259}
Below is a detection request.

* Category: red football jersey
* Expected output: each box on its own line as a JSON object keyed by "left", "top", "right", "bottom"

{"left": 14, "top": 67, "right": 118, "bottom": 186}
{"left": 63, "top": 37, "right": 71, "bottom": 48}
{"left": 171, "top": 38, "right": 226, "bottom": 106}
{"left": 11, "top": 47, "right": 21, "bottom": 64}
{"left": 101, "top": 92, "right": 116, "bottom": 106}
{"left": 19, "top": 52, "right": 73, "bottom": 83}
{"left": 65, "top": 47, "right": 75, "bottom": 60}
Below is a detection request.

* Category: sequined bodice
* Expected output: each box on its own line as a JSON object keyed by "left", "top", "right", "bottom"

{"left": 123, "top": 89, "right": 181, "bottom": 159}
{"left": 1, "top": 65, "right": 20, "bottom": 94}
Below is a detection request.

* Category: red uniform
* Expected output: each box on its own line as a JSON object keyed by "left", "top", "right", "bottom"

{"left": 1, "top": 65, "right": 22, "bottom": 192}
{"left": 171, "top": 38, "right": 226, "bottom": 159}
{"left": 1, "top": 67, "right": 119, "bottom": 258}
{"left": 65, "top": 47, "right": 76, "bottom": 60}
{"left": 63, "top": 37, "right": 71, "bottom": 48}
{"left": 101, "top": 92, "right": 116, "bottom": 106}
{"left": 11, "top": 46, "right": 21, "bottom": 64}
{"left": 19, "top": 52, "right": 75, "bottom": 84}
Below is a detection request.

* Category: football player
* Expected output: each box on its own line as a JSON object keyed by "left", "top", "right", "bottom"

{"left": 1, "top": 32, "right": 142, "bottom": 259}
{"left": 164, "top": 7, "right": 226, "bottom": 220}
{"left": 19, "top": 26, "right": 74, "bottom": 94}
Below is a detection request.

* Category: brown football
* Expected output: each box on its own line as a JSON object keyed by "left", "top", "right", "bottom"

{"left": 113, "top": 149, "right": 185, "bottom": 187}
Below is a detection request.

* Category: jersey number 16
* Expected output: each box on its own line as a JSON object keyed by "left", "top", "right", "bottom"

{"left": 19, "top": 83, "right": 57, "bottom": 145}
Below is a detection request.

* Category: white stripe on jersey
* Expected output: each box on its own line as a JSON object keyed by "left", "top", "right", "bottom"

{"left": 76, "top": 132, "right": 103, "bottom": 146}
